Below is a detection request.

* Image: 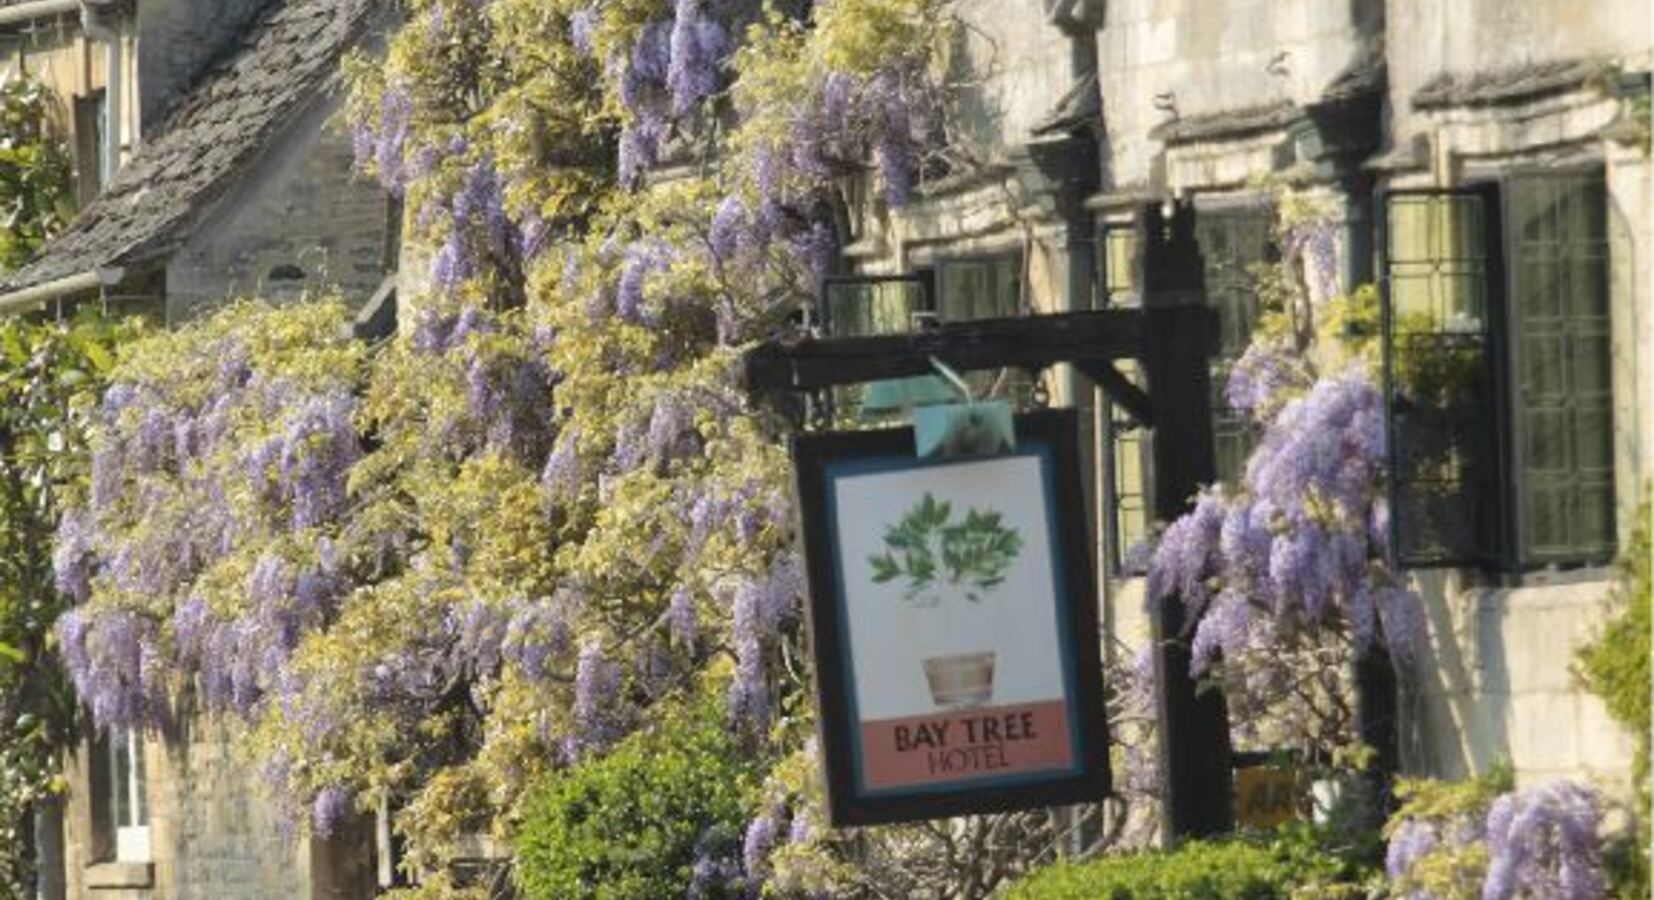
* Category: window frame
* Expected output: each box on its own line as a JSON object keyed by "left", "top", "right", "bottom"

{"left": 817, "top": 272, "right": 936, "bottom": 337}
{"left": 105, "top": 728, "right": 151, "bottom": 864}
{"left": 1095, "top": 222, "right": 1152, "bottom": 575}
{"left": 932, "top": 252, "right": 1024, "bottom": 322}
{"left": 933, "top": 252, "right": 1031, "bottom": 403}
{"left": 1498, "top": 168, "right": 1617, "bottom": 567}
{"left": 1192, "top": 201, "right": 1278, "bottom": 486}
{"left": 72, "top": 89, "right": 108, "bottom": 207}
{"left": 1379, "top": 168, "right": 1617, "bottom": 573}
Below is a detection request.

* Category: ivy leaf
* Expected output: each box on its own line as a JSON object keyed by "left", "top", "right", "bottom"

{"left": 81, "top": 340, "right": 114, "bottom": 373}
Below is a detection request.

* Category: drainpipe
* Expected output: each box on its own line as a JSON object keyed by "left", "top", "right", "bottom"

{"left": 80, "top": 0, "right": 122, "bottom": 181}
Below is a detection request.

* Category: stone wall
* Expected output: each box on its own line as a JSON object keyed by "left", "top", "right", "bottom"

{"left": 1385, "top": 0, "right": 1652, "bottom": 145}
{"left": 1405, "top": 572, "right": 1638, "bottom": 791}
{"left": 949, "top": 0, "right": 1075, "bottom": 153}
{"left": 165, "top": 95, "right": 392, "bottom": 323}
{"left": 60, "top": 721, "right": 313, "bottom": 900}
{"left": 1370, "top": 0, "right": 1650, "bottom": 791}
{"left": 57, "top": 717, "right": 381, "bottom": 900}
{"left": 1095, "top": 0, "right": 1378, "bottom": 192}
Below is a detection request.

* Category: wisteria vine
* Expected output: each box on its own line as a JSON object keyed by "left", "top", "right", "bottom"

{"left": 55, "top": 0, "right": 962, "bottom": 893}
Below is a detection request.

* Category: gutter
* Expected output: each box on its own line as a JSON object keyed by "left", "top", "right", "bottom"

{"left": 0, "top": 0, "right": 78, "bottom": 27}
{"left": 0, "top": 268, "right": 123, "bottom": 315}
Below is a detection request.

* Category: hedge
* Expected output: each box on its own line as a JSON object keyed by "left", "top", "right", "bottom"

{"left": 1003, "top": 827, "right": 1372, "bottom": 900}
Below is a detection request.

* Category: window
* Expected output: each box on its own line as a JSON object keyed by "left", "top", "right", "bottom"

{"left": 935, "top": 253, "right": 1030, "bottom": 402}
{"left": 1508, "top": 175, "right": 1615, "bottom": 562}
{"left": 936, "top": 254, "right": 1022, "bottom": 321}
{"left": 822, "top": 275, "right": 929, "bottom": 338}
{"left": 1093, "top": 209, "right": 1274, "bottom": 575}
{"left": 820, "top": 274, "right": 939, "bottom": 418}
{"left": 72, "top": 90, "right": 107, "bottom": 207}
{"left": 1096, "top": 225, "right": 1151, "bottom": 573}
{"left": 103, "top": 729, "right": 150, "bottom": 862}
{"left": 1195, "top": 207, "right": 1276, "bottom": 485}
{"left": 1382, "top": 172, "right": 1615, "bottom": 569}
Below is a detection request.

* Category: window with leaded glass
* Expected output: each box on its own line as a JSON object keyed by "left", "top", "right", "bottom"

{"left": 936, "top": 254, "right": 1030, "bottom": 402}
{"left": 1096, "top": 225, "right": 1151, "bottom": 573}
{"left": 1381, "top": 172, "right": 1615, "bottom": 569}
{"left": 1507, "top": 173, "right": 1615, "bottom": 564}
{"left": 1195, "top": 207, "right": 1275, "bottom": 485}
{"left": 1383, "top": 188, "right": 1501, "bottom": 565}
{"left": 820, "top": 274, "right": 934, "bottom": 418}
{"left": 936, "top": 254, "right": 1022, "bottom": 321}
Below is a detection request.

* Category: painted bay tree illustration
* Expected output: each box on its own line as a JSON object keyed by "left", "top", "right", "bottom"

{"left": 868, "top": 492, "right": 1025, "bottom": 708}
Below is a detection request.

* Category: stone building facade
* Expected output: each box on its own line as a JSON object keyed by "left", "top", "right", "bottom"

{"left": 1, "top": 0, "right": 1647, "bottom": 896}
{"left": 826, "top": 0, "right": 1650, "bottom": 801}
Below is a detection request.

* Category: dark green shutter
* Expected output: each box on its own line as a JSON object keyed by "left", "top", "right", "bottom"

{"left": 1508, "top": 173, "right": 1615, "bottom": 564}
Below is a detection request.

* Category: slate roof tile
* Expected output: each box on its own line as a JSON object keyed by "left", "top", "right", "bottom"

{"left": 0, "top": 0, "right": 378, "bottom": 293}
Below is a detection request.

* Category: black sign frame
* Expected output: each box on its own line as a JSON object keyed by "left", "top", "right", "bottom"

{"left": 792, "top": 408, "right": 1110, "bottom": 826}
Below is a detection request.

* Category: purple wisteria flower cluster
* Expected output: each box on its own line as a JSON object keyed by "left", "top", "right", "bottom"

{"left": 52, "top": 308, "right": 364, "bottom": 735}
{"left": 766, "top": 64, "right": 942, "bottom": 209}
{"left": 1149, "top": 363, "right": 1425, "bottom": 678}
{"left": 1387, "top": 780, "right": 1608, "bottom": 900}
{"left": 612, "top": 0, "right": 729, "bottom": 185}
{"left": 351, "top": 83, "right": 414, "bottom": 194}
{"left": 426, "top": 155, "right": 550, "bottom": 295}
{"left": 56, "top": 608, "right": 168, "bottom": 732}
{"left": 727, "top": 553, "right": 804, "bottom": 732}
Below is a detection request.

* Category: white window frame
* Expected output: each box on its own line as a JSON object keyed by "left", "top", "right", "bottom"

{"left": 108, "top": 728, "right": 150, "bottom": 863}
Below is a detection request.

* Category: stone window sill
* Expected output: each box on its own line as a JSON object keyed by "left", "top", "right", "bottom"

{"left": 85, "top": 862, "right": 153, "bottom": 889}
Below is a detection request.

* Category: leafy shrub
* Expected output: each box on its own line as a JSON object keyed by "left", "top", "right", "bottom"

{"left": 514, "top": 702, "right": 758, "bottom": 900}
{"left": 1002, "top": 826, "right": 1374, "bottom": 900}
{"left": 0, "top": 77, "right": 73, "bottom": 269}
{"left": 1578, "top": 496, "right": 1651, "bottom": 898}
{"left": 0, "top": 310, "right": 129, "bottom": 895}
{"left": 1578, "top": 497, "right": 1651, "bottom": 783}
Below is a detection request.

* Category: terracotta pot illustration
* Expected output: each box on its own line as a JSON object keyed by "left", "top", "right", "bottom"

{"left": 922, "top": 651, "right": 996, "bottom": 708}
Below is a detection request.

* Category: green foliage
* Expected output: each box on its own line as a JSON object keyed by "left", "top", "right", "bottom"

{"left": 868, "top": 492, "right": 1023, "bottom": 602}
{"left": 1002, "top": 826, "right": 1376, "bottom": 900}
{"left": 0, "top": 78, "right": 73, "bottom": 270}
{"left": 514, "top": 701, "right": 757, "bottom": 900}
{"left": 1578, "top": 498, "right": 1652, "bottom": 782}
{"left": 1381, "top": 766, "right": 1513, "bottom": 900}
{"left": 0, "top": 309, "right": 131, "bottom": 897}
{"left": 1578, "top": 496, "right": 1651, "bottom": 898}
{"left": 1388, "top": 764, "right": 1515, "bottom": 825}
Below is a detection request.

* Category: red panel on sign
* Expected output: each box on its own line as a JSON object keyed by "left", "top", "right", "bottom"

{"left": 858, "top": 700, "right": 1073, "bottom": 790}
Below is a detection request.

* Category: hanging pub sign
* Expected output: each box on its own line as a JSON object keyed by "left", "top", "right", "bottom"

{"left": 791, "top": 408, "right": 1110, "bottom": 826}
